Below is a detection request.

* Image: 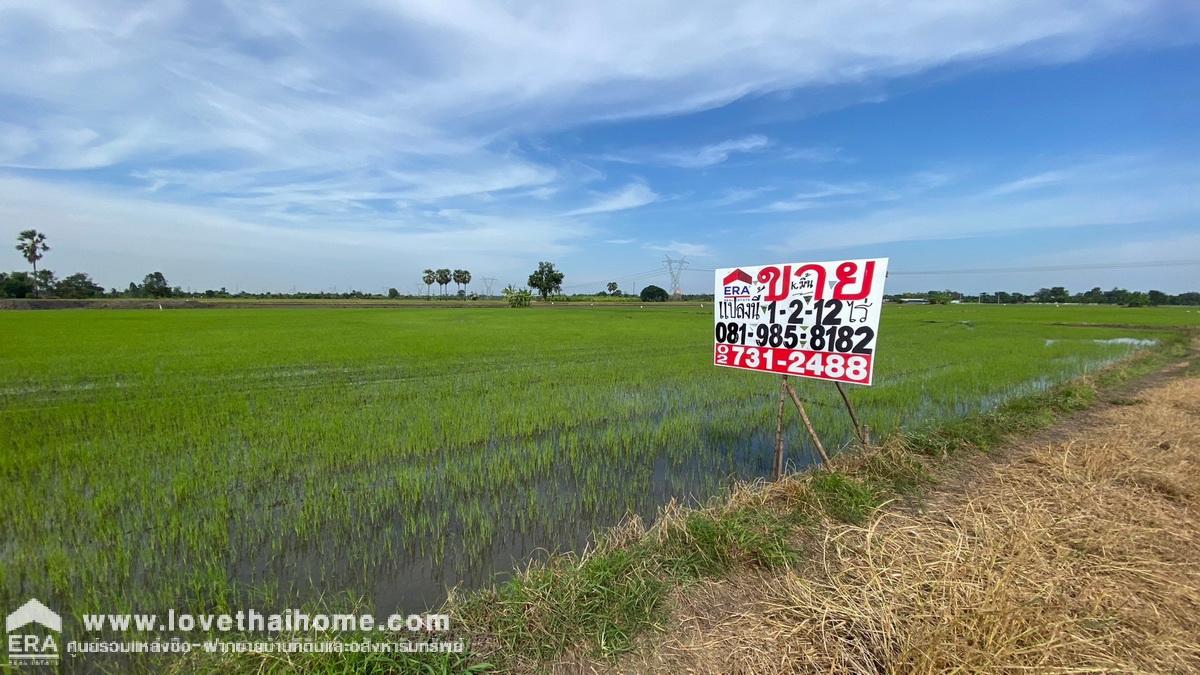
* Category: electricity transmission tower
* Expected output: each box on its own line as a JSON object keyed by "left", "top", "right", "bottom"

{"left": 481, "top": 277, "right": 498, "bottom": 297}
{"left": 663, "top": 256, "right": 688, "bottom": 300}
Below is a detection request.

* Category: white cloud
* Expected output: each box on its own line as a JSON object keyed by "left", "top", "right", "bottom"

{"left": 1005, "top": 231, "right": 1200, "bottom": 294}
{"left": 565, "top": 182, "right": 659, "bottom": 216}
{"left": 0, "top": 175, "right": 590, "bottom": 291}
{"left": 646, "top": 241, "right": 713, "bottom": 257}
{"left": 525, "top": 186, "right": 560, "bottom": 200}
{"left": 985, "top": 170, "right": 1068, "bottom": 197}
{"left": 709, "top": 186, "right": 775, "bottom": 207}
{"left": 753, "top": 181, "right": 869, "bottom": 212}
{"left": 747, "top": 170, "right": 958, "bottom": 213}
{"left": 388, "top": 163, "right": 557, "bottom": 201}
{"left": 2, "top": 1, "right": 1187, "bottom": 179}
{"left": 0, "top": 1, "right": 1194, "bottom": 287}
{"left": 1026, "top": 231, "right": 1200, "bottom": 266}
{"left": 908, "top": 171, "right": 955, "bottom": 191}
{"left": 784, "top": 146, "right": 848, "bottom": 163}
{"left": 755, "top": 199, "right": 822, "bottom": 213}
{"left": 658, "top": 135, "right": 771, "bottom": 168}
{"left": 771, "top": 157, "right": 1200, "bottom": 252}
{"left": 599, "top": 135, "right": 771, "bottom": 168}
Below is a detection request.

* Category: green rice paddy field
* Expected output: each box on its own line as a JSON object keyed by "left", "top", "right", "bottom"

{"left": 1, "top": 303, "right": 1196, "bottom": 621}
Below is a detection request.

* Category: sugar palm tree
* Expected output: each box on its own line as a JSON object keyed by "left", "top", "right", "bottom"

{"left": 453, "top": 269, "right": 472, "bottom": 295}
{"left": 422, "top": 269, "right": 435, "bottom": 298}
{"left": 15, "top": 230, "right": 49, "bottom": 298}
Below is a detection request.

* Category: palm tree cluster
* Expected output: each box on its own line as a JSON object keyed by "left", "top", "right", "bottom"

{"left": 421, "top": 268, "right": 472, "bottom": 297}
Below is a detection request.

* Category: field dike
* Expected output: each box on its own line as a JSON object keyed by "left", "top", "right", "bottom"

{"left": 455, "top": 341, "right": 1198, "bottom": 674}
{"left": 189, "top": 337, "right": 1197, "bottom": 674}
{"left": 567, "top": 371, "right": 1200, "bottom": 673}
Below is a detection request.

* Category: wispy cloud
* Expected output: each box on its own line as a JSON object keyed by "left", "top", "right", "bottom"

{"left": 709, "top": 186, "right": 776, "bottom": 207}
{"left": 646, "top": 241, "right": 713, "bottom": 257}
{"left": 746, "top": 171, "right": 957, "bottom": 213}
{"left": 565, "top": 182, "right": 659, "bottom": 216}
{"left": 600, "top": 135, "right": 771, "bottom": 169}
{"left": 770, "top": 157, "right": 1200, "bottom": 252}
{"left": 985, "top": 170, "right": 1068, "bottom": 197}
{"left": 783, "top": 146, "right": 849, "bottom": 163}
{"left": 0, "top": 1, "right": 1191, "bottom": 289}
{"left": 2, "top": 1, "right": 1176, "bottom": 181}
{"left": 1023, "top": 230, "right": 1200, "bottom": 267}
{"left": 751, "top": 181, "right": 870, "bottom": 212}
{"left": 0, "top": 174, "right": 592, "bottom": 290}
{"left": 659, "top": 135, "right": 771, "bottom": 168}
{"left": 388, "top": 163, "right": 557, "bottom": 201}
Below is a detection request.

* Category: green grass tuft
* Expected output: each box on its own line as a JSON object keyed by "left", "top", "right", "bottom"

{"left": 808, "top": 472, "right": 880, "bottom": 524}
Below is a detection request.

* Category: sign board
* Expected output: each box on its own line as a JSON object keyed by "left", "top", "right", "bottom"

{"left": 713, "top": 258, "right": 888, "bottom": 385}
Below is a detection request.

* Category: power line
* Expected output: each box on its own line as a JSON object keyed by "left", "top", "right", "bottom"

{"left": 887, "top": 260, "right": 1200, "bottom": 276}
{"left": 684, "top": 260, "right": 1200, "bottom": 276}
{"left": 560, "top": 267, "right": 665, "bottom": 290}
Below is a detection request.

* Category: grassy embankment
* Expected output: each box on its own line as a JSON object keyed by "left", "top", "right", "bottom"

{"left": 437, "top": 330, "right": 1196, "bottom": 673}
{"left": 595, "top": 370, "right": 1200, "bottom": 673}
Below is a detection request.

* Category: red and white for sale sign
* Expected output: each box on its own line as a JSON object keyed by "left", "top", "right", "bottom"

{"left": 713, "top": 258, "right": 888, "bottom": 385}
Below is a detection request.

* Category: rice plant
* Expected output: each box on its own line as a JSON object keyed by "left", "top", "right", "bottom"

{"left": 0, "top": 303, "right": 1193, "bottom": 627}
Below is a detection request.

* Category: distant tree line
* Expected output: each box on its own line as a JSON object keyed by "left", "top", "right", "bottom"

{"left": 2, "top": 231, "right": 567, "bottom": 303}
{"left": 4, "top": 231, "right": 699, "bottom": 304}
{"left": 10, "top": 230, "right": 1194, "bottom": 306}
{"left": 886, "top": 286, "right": 1200, "bottom": 306}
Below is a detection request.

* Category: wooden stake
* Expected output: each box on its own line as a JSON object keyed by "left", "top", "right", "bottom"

{"left": 834, "top": 381, "right": 868, "bottom": 448}
{"left": 784, "top": 379, "right": 831, "bottom": 465}
{"left": 773, "top": 375, "right": 787, "bottom": 480}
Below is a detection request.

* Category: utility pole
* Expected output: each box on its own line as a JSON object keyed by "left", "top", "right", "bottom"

{"left": 663, "top": 256, "right": 688, "bottom": 300}
{"left": 481, "top": 277, "right": 497, "bottom": 297}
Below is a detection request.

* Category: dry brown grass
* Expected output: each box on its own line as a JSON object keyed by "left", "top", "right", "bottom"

{"left": 571, "top": 376, "right": 1200, "bottom": 675}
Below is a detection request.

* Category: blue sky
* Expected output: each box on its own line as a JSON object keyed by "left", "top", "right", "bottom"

{"left": 1, "top": 1, "right": 1198, "bottom": 294}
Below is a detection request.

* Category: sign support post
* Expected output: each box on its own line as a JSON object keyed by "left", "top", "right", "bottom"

{"left": 714, "top": 258, "right": 888, "bottom": 478}
{"left": 773, "top": 376, "right": 787, "bottom": 480}
{"left": 784, "top": 377, "right": 830, "bottom": 466}
{"left": 833, "top": 381, "right": 868, "bottom": 449}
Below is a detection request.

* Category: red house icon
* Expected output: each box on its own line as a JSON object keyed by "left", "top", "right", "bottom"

{"left": 722, "top": 269, "right": 752, "bottom": 286}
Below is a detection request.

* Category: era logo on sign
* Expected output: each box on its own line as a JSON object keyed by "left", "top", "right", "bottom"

{"left": 6, "top": 598, "right": 61, "bottom": 667}
{"left": 722, "top": 269, "right": 753, "bottom": 299}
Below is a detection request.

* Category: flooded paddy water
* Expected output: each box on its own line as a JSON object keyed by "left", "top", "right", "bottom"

{"left": 1, "top": 304, "right": 1191, "bottom": 623}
